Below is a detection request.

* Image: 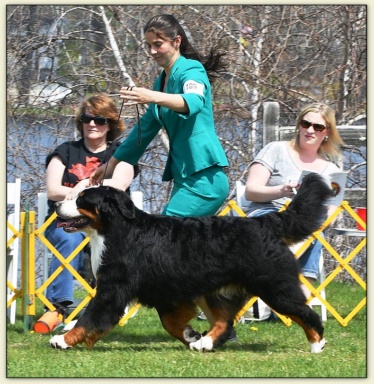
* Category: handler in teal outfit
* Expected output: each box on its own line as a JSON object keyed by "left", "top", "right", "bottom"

{"left": 90, "top": 14, "right": 229, "bottom": 217}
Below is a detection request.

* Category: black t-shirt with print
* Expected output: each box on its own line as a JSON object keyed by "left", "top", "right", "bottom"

{"left": 45, "top": 138, "right": 139, "bottom": 215}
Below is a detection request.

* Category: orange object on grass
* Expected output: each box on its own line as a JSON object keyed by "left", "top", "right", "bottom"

{"left": 33, "top": 310, "right": 62, "bottom": 334}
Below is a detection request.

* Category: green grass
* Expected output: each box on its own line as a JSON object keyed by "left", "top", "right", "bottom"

{"left": 6, "top": 281, "right": 366, "bottom": 378}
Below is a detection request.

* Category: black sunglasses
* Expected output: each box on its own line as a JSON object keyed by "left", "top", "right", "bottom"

{"left": 300, "top": 119, "right": 326, "bottom": 132}
{"left": 80, "top": 114, "right": 108, "bottom": 126}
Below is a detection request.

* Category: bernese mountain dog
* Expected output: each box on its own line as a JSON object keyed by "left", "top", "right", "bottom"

{"left": 49, "top": 173, "right": 332, "bottom": 353}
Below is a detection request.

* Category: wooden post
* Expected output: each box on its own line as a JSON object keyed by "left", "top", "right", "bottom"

{"left": 262, "top": 102, "right": 280, "bottom": 146}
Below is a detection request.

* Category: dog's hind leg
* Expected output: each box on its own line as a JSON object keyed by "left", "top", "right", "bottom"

{"left": 286, "top": 308, "right": 326, "bottom": 353}
{"left": 261, "top": 288, "right": 326, "bottom": 353}
{"left": 157, "top": 301, "right": 202, "bottom": 347}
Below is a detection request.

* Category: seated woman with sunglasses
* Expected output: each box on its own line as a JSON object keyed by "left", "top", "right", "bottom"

{"left": 244, "top": 103, "right": 344, "bottom": 300}
{"left": 44, "top": 93, "right": 138, "bottom": 310}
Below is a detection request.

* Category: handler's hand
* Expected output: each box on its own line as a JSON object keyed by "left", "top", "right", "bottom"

{"left": 120, "top": 86, "right": 155, "bottom": 105}
{"left": 90, "top": 164, "right": 106, "bottom": 186}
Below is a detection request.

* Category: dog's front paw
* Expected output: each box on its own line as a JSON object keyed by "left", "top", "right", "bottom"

{"left": 49, "top": 334, "right": 72, "bottom": 350}
{"left": 189, "top": 335, "right": 214, "bottom": 352}
{"left": 310, "top": 338, "right": 326, "bottom": 353}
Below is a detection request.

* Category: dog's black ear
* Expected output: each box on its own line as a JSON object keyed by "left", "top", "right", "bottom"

{"left": 117, "top": 194, "right": 136, "bottom": 219}
{"left": 96, "top": 187, "right": 136, "bottom": 220}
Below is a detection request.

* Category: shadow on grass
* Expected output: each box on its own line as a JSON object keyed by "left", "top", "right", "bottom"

{"left": 77, "top": 327, "right": 275, "bottom": 353}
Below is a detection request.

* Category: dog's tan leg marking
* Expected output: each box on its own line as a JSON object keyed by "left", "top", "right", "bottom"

{"left": 160, "top": 303, "right": 199, "bottom": 346}
{"left": 50, "top": 327, "right": 87, "bottom": 349}
{"left": 65, "top": 327, "right": 108, "bottom": 348}
{"left": 288, "top": 315, "right": 326, "bottom": 353}
{"left": 50, "top": 326, "right": 113, "bottom": 349}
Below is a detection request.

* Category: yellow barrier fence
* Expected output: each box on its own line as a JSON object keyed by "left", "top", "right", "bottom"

{"left": 6, "top": 200, "right": 366, "bottom": 329}
{"left": 220, "top": 200, "right": 366, "bottom": 327}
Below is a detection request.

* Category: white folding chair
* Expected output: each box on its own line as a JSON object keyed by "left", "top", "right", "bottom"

{"left": 235, "top": 180, "right": 327, "bottom": 321}
{"left": 131, "top": 190, "right": 143, "bottom": 210}
{"left": 7, "top": 178, "right": 21, "bottom": 324}
{"left": 234, "top": 180, "right": 251, "bottom": 215}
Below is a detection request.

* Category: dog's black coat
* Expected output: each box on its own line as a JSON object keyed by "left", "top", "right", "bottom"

{"left": 51, "top": 173, "right": 333, "bottom": 351}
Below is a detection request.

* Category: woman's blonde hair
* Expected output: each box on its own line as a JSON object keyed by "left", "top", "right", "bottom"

{"left": 75, "top": 93, "right": 125, "bottom": 142}
{"left": 291, "top": 103, "right": 345, "bottom": 163}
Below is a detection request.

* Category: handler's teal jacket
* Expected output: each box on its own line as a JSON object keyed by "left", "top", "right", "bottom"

{"left": 114, "top": 55, "right": 229, "bottom": 181}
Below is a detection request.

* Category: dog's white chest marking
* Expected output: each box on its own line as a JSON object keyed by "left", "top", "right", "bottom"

{"left": 89, "top": 232, "right": 106, "bottom": 279}
{"left": 58, "top": 198, "right": 105, "bottom": 278}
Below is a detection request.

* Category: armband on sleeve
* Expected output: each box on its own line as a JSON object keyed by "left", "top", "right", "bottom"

{"left": 183, "top": 80, "right": 205, "bottom": 96}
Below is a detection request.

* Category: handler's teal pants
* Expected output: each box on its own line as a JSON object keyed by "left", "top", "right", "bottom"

{"left": 162, "top": 165, "right": 229, "bottom": 217}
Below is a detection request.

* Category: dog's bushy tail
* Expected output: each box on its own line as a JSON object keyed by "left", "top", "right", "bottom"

{"left": 267, "top": 173, "right": 334, "bottom": 245}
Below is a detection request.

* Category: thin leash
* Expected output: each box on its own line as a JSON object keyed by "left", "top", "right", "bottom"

{"left": 100, "top": 87, "right": 142, "bottom": 185}
{"left": 100, "top": 98, "right": 125, "bottom": 185}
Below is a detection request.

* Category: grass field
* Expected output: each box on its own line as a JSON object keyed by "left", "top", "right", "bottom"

{"left": 6, "top": 281, "right": 366, "bottom": 378}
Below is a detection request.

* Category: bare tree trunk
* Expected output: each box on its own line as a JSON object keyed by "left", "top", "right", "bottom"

{"left": 336, "top": 7, "right": 350, "bottom": 122}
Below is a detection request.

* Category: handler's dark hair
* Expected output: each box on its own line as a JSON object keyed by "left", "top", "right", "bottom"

{"left": 144, "top": 14, "right": 227, "bottom": 82}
